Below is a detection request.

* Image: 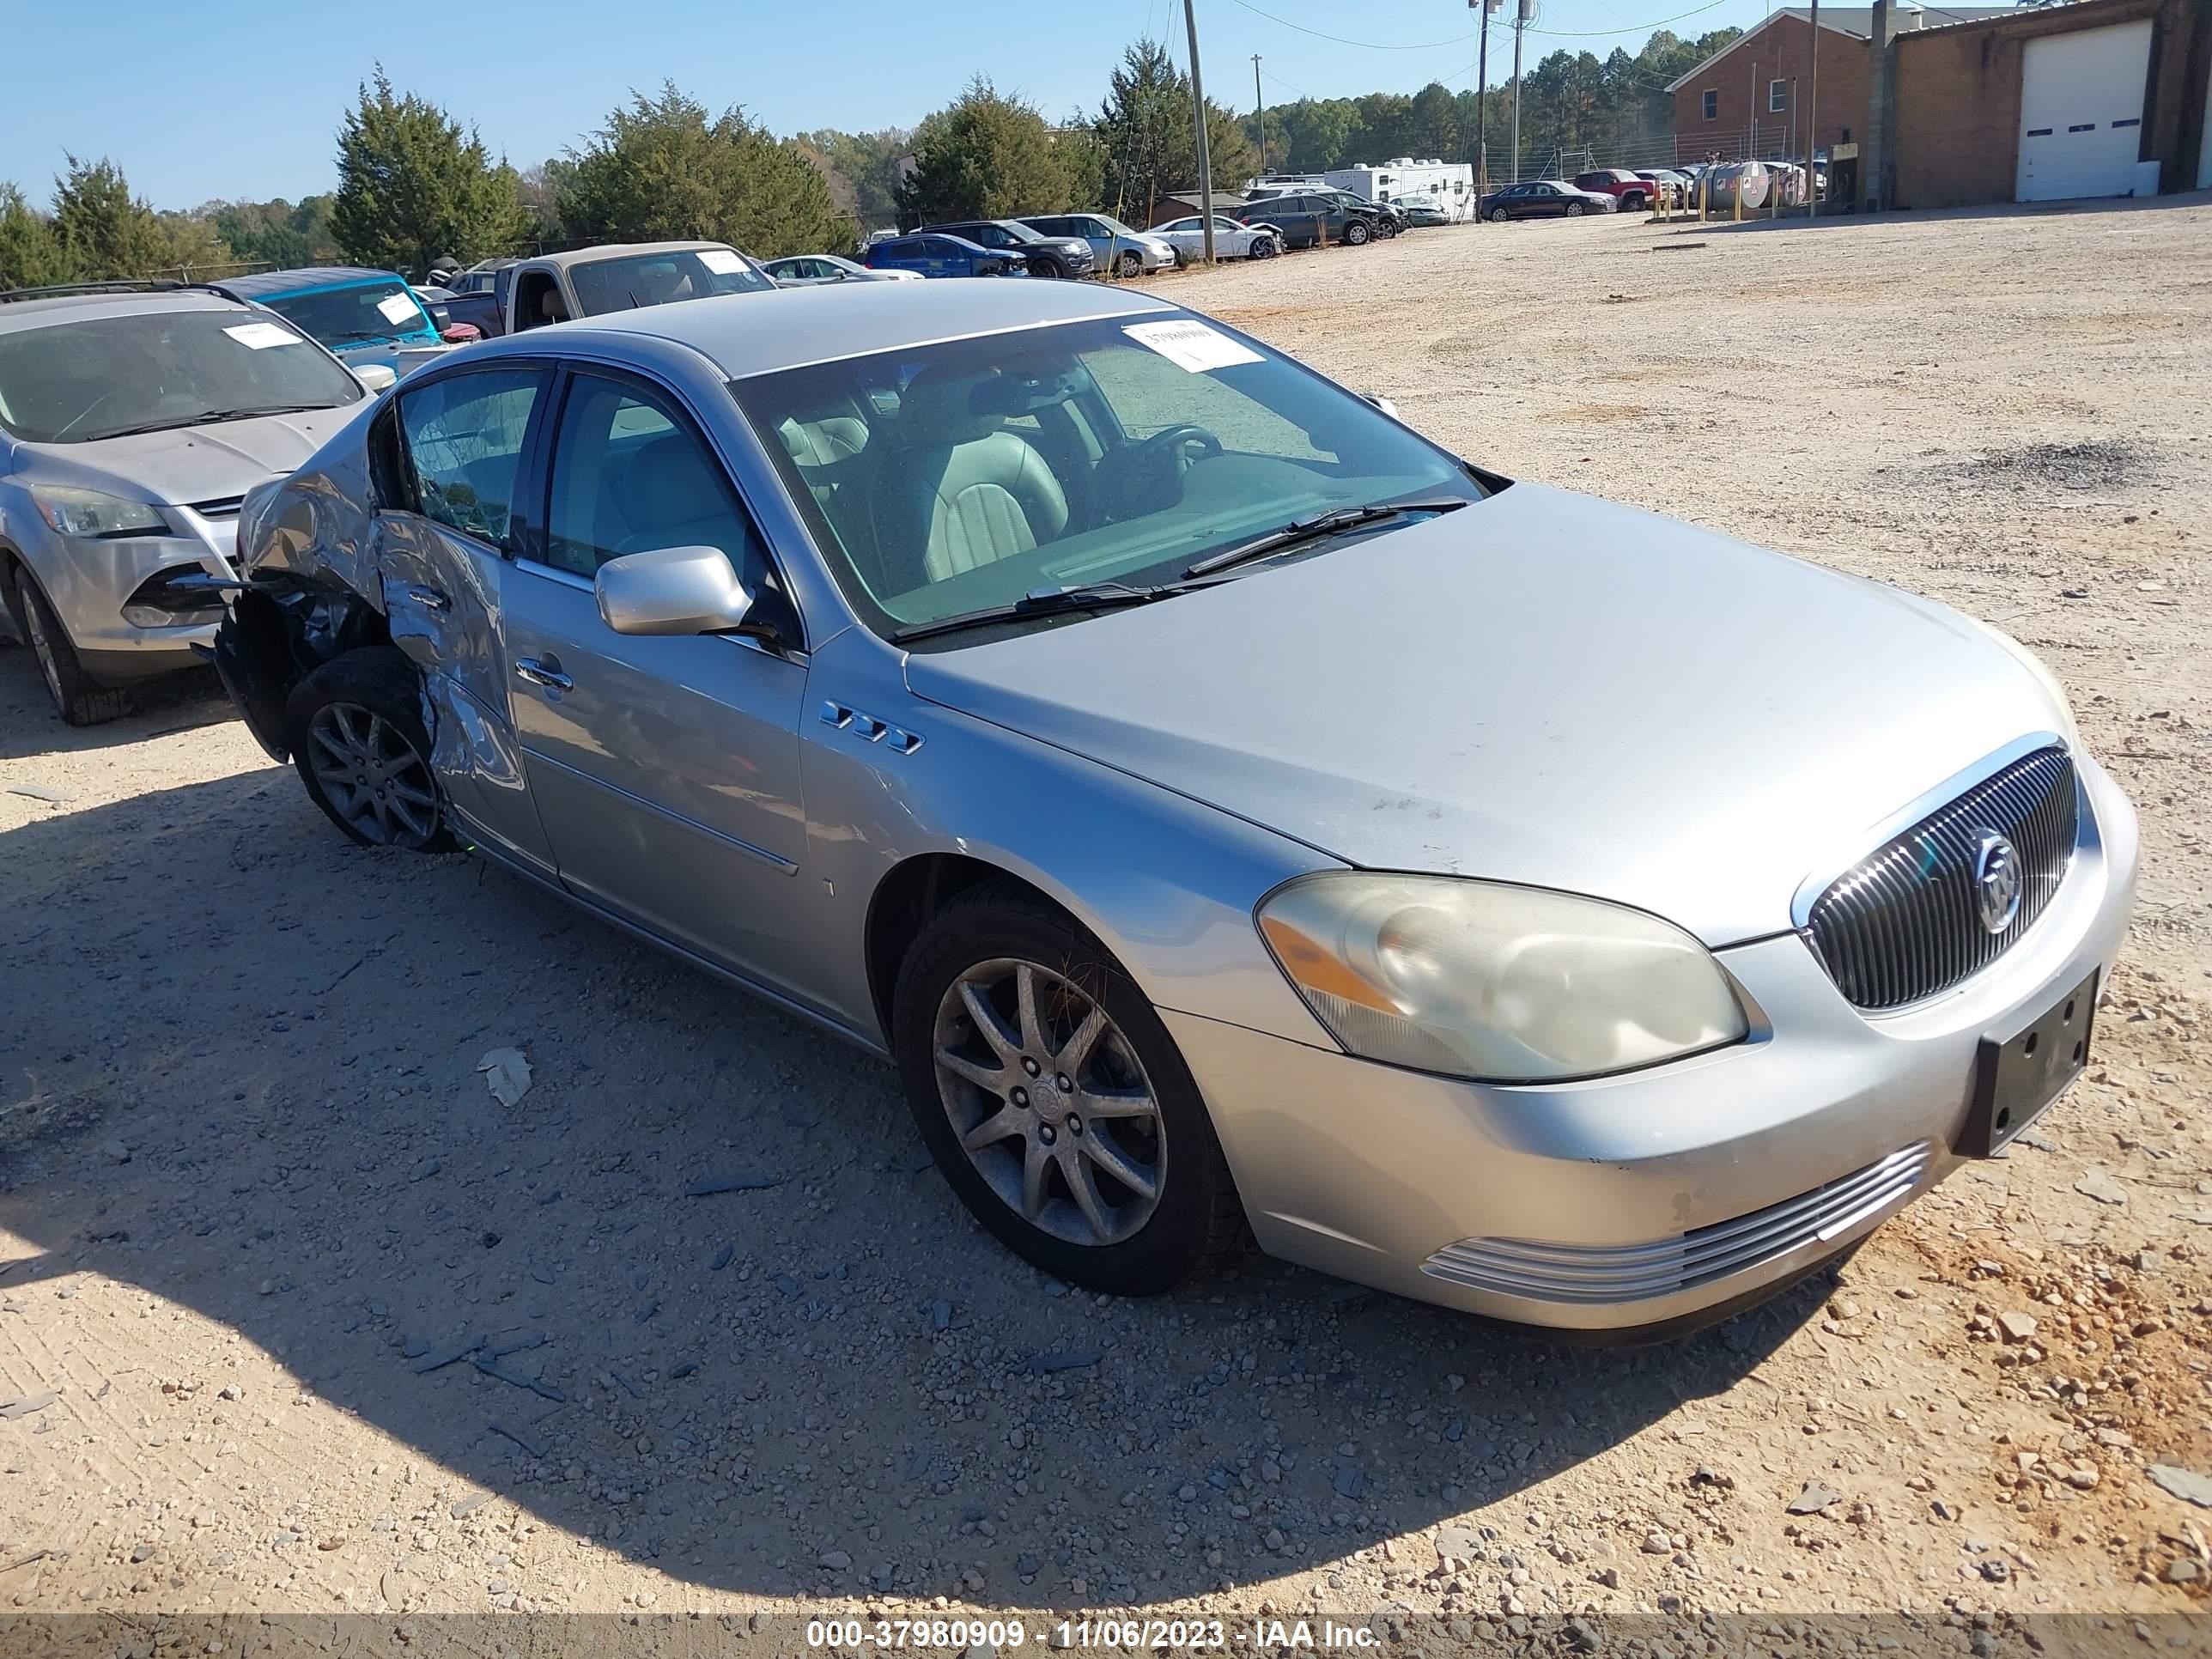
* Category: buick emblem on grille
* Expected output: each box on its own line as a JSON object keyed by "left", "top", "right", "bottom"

{"left": 1972, "top": 832, "right": 2024, "bottom": 935}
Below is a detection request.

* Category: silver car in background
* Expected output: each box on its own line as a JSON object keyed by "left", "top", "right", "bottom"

{"left": 210, "top": 279, "right": 2135, "bottom": 1337}
{"left": 1017, "top": 214, "right": 1178, "bottom": 277}
{"left": 761, "top": 254, "right": 922, "bottom": 286}
{"left": 0, "top": 285, "right": 372, "bottom": 723}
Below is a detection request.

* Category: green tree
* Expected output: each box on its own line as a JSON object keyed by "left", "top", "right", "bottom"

{"left": 558, "top": 84, "right": 844, "bottom": 259}
{"left": 1093, "top": 40, "right": 1255, "bottom": 226}
{"left": 332, "top": 70, "right": 530, "bottom": 276}
{"left": 1405, "top": 82, "right": 1462, "bottom": 162}
{"left": 1351, "top": 93, "right": 1414, "bottom": 162}
{"left": 896, "top": 79, "right": 1076, "bottom": 225}
{"left": 206, "top": 195, "right": 340, "bottom": 269}
{"left": 52, "top": 155, "right": 168, "bottom": 280}
{"left": 798, "top": 127, "right": 915, "bottom": 229}
{"left": 0, "top": 183, "right": 73, "bottom": 289}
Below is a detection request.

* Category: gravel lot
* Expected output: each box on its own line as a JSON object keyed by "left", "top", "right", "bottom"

{"left": 3, "top": 198, "right": 2210, "bottom": 1652}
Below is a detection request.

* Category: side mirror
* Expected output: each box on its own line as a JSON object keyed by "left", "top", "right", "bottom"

{"left": 353, "top": 363, "right": 398, "bottom": 393}
{"left": 1362, "top": 393, "right": 1401, "bottom": 420}
{"left": 596, "top": 544, "right": 753, "bottom": 636}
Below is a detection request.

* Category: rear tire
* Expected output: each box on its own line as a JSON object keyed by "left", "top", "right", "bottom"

{"left": 15, "top": 573, "right": 129, "bottom": 726}
{"left": 892, "top": 878, "right": 1246, "bottom": 1296}
{"left": 283, "top": 646, "right": 455, "bottom": 852}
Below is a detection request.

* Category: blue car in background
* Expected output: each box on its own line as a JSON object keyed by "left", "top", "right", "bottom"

{"left": 206, "top": 267, "right": 457, "bottom": 380}
{"left": 860, "top": 233, "right": 1028, "bottom": 279}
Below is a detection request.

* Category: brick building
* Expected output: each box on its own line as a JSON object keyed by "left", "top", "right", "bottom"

{"left": 1668, "top": 0, "right": 2212, "bottom": 210}
{"left": 1887, "top": 0, "right": 2212, "bottom": 208}
{"left": 1665, "top": 7, "right": 2009, "bottom": 166}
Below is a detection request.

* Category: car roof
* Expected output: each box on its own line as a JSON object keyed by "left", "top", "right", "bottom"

{"left": 532, "top": 241, "right": 737, "bottom": 269}
{"left": 0, "top": 286, "right": 255, "bottom": 337}
{"left": 487, "top": 276, "right": 1179, "bottom": 380}
{"left": 215, "top": 265, "right": 404, "bottom": 299}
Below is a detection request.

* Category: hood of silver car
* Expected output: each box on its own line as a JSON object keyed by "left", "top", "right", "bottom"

{"left": 903, "top": 482, "right": 2069, "bottom": 946}
{"left": 21, "top": 406, "right": 362, "bottom": 506}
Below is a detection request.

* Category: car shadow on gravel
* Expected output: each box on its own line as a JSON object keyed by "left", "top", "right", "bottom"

{"left": 0, "top": 639, "right": 235, "bottom": 763}
{"left": 0, "top": 746, "right": 1820, "bottom": 1605}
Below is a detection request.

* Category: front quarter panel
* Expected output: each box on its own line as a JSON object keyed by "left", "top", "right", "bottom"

{"left": 792, "top": 626, "right": 1343, "bottom": 1051}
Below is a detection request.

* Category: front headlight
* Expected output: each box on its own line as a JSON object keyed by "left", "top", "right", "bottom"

{"left": 31, "top": 485, "right": 168, "bottom": 539}
{"left": 1257, "top": 873, "right": 1747, "bottom": 1083}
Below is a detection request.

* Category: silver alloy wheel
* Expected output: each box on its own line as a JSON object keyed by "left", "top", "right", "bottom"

{"left": 1115, "top": 251, "right": 1142, "bottom": 278}
{"left": 307, "top": 701, "right": 440, "bottom": 848}
{"left": 933, "top": 957, "right": 1165, "bottom": 1248}
{"left": 20, "top": 592, "right": 64, "bottom": 708}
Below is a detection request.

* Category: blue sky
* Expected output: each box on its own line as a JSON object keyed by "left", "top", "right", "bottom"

{"left": 3, "top": 0, "right": 1783, "bottom": 210}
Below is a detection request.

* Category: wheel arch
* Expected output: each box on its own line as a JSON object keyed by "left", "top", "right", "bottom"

{"left": 864, "top": 852, "right": 1071, "bottom": 1043}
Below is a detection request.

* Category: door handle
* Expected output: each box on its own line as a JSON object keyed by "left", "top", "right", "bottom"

{"left": 402, "top": 582, "right": 450, "bottom": 611}
{"left": 514, "top": 657, "right": 572, "bottom": 692}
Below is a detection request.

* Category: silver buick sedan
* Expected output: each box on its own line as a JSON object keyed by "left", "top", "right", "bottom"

{"left": 212, "top": 279, "right": 2136, "bottom": 1338}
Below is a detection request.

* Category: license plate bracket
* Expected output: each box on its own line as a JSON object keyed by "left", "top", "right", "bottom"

{"left": 1957, "top": 969, "right": 2098, "bottom": 1158}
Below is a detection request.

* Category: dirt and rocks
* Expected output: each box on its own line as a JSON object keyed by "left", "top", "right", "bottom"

{"left": 2, "top": 198, "right": 2209, "bottom": 1654}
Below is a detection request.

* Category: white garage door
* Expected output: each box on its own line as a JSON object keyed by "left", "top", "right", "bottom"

{"left": 2016, "top": 20, "right": 2153, "bottom": 203}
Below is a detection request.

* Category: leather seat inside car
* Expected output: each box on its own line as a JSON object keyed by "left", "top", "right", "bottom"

{"left": 875, "top": 368, "right": 1068, "bottom": 590}
{"left": 612, "top": 434, "right": 739, "bottom": 556}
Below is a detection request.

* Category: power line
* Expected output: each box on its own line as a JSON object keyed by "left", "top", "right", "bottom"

{"left": 1524, "top": 0, "right": 1733, "bottom": 39}
{"left": 1214, "top": 0, "right": 1478, "bottom": 51}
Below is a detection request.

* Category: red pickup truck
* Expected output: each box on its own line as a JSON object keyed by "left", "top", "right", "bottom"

{"left": 1572, "top": 168, "right": 1656, "bottom": 212}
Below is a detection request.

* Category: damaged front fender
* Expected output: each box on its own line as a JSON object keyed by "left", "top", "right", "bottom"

{"left": 211, "top": 459, "right": 398, "bottom": 762}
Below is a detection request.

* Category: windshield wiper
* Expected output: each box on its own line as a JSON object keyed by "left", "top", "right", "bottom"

{"left": 1183, "top": 498, "right": 1471, "bottom": 580}
{"left": 890, "top": 581, "right": 1202, "bottom": 645}
{"left": 86, "top": 404, "right": 343, "bottom": 441}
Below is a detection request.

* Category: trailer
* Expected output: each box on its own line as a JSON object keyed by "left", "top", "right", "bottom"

{"left": 1312, "top": 159, "right": 1480, "bottom": 222}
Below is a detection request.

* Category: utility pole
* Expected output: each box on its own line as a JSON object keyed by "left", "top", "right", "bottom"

{"left": 1510, "top": 0, "right": 1530, "bottom": 184}
{"left": 1807, "top": 0, "right": 1820, "bottom": 218}
{"left": 1473, "top": 0, "right": 1498, "bottom": 210}
{"left": 1185, "top": 0, "right": 1216, "bottom": 263}
{"left": 1253, "top": 55, "right": 1266, "bottom": 177}
{"left": 1749, "top": 56, "right": 1758, "bottom": 161}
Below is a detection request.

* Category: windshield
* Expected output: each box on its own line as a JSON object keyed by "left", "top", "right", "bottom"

{"left": 261, "top": 277, "right": 435, "bottom": 348}
{"left": 568, "top": 248, "right": 775, "bottom": 316}
{"left": 732, "top": 312, "right": 1485, "bottom": 642}
{"left": 0, "top": 307, "right": 361, "bottom": 444}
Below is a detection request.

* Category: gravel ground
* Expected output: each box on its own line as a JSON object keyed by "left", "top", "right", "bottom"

{"left": 2, "top": 197, "right": 2210, "bottom": 1654}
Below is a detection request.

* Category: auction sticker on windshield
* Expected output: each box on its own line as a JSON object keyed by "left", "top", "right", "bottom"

{"left": 223, "top": 322, "right": 300, "bottom": 350}
{"left": 698, "top": 248, "right": 746, "bottom": 275}
{"left": 375, "top": 292, "right": 418, "bottom": 325}
{"left": 1124, "top": 319, "right": 1264, "bottom": 374}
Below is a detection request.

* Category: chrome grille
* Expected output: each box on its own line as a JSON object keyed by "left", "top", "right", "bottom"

{"left": 1422, "top": 1142, "right": 1931, "bottom": 1304}
{"left": 1804, "top": 746, "right": 2077, "bottom": 1011}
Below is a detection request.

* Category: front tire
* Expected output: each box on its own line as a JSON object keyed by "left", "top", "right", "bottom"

{"left": 284, "top": 646, "right": 454, "bottom": 852}
{"left": 1114, "top": 251, "right": 1143, "bottom": 279}
{"left": 892, "top": 880, "right": 1245, "bottom": 1296}
{"left": 15, "top": 572, "right": 129, "bottom": 726}
{"left": 1249, "top": 234, "right": 1278, "bottom": 258}
{"left": 1343, "top": 219, "right": 1371, "bottom": 246}
{"left": 1490, "top": 206, "right": 1510, "bottom": 223}
{"left": 1031, "top": 257, "right": 1063, "bottom": 280}
{"left": 1566, "top": 201, "right": 1586, "bottom": 216}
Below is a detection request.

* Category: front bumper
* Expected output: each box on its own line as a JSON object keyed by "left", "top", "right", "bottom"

{"left": 1171, "top": 752, "right": 2138, "bottom": 1334}
{"left": 14, "top": 508, "right": 239, "bottom": 682}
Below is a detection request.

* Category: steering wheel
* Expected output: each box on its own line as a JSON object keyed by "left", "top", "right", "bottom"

{"left": 1100, "top": 423, "right": 1223, "bottom": 518}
